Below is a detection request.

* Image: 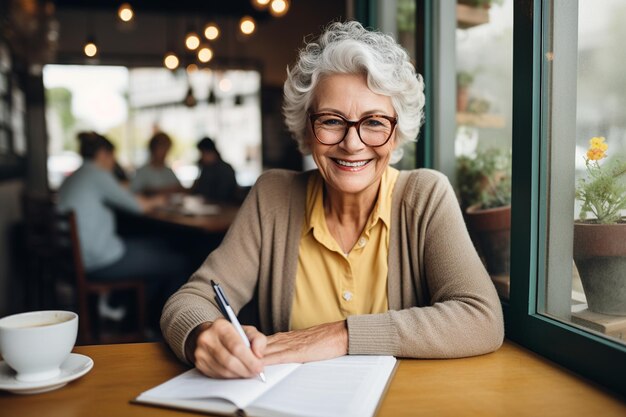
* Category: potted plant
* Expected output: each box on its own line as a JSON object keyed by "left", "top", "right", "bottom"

{"left": 456, "top": 148, "right": 512, "bottom": 277}
{"left": 458, "top": 0, "right": 504, "bottom": 9}
{"left": 457, "top": 71, "right": 474, "bottom": 112}
{"left": 573, "top": 136, "right": 626, "bottom": 316}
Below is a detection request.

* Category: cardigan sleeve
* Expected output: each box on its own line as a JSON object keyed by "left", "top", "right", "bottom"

{"left": 160, "top": 173, "right": 267, "bottom": 363}
{"left": 347, "top": 171, "right": 504, "bottom": 358}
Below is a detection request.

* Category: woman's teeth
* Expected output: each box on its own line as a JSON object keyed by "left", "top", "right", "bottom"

{"left": 335, "top": 159, "right": 368, "bottom": 167}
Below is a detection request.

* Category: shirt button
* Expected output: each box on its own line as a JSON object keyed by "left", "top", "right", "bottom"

{"left": 342, "top": 291, "right": 353, "bottom": 301}
{"left": 358, "top": 237, "right": 367, "bottom": 247}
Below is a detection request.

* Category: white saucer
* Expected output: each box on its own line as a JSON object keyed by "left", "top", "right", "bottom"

{"left": 0, "top": 353, "right": 93, "bottom": 394}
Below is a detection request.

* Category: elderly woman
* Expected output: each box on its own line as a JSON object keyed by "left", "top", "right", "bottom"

{"left": 161, "top": 21, "right": 503, "bottom": 379}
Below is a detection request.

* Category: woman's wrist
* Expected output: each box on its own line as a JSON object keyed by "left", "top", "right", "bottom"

{"left": 184, "top": 322, "right": 213, "bottom": 364}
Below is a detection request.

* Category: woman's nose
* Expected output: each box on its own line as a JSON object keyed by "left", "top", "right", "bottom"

{"left": 340, "top": 126, "right": 365, "bottom": 152}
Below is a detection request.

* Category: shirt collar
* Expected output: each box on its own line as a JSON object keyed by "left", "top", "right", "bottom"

{"left": 304, "top": 166, "right": 399, "bottom": 235}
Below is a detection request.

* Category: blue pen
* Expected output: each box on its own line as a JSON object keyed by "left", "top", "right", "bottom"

{"left": 211, "top": 280, "right": 266, "bottom": 383}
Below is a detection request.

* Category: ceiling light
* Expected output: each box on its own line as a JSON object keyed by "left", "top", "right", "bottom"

{"left": 197, "top": 45, "right": 213, "bottom": 63}
{"left": 219, "top": 78, "right": 232, "bottom": 92}
{"left": 204, "top": 23, "right": 220, "bottom": 40}
{"left": 117, "top": 3, "right": 134, "bottom": 22}
{"left": 185, "top": 31, "right": 200, "bottom": 50}
{"left": 164, "top": 52, "right": 179, "bottom": 70}
{"left": 269, "top": 0, "right": 290, "bottom": 17}
{"left": 184, "top": 86, "right": 197, "bottom": 107}
{"left": 239, "top": 16, "right": 256, "bottom": 35}
{"left": 251, "top": 0, "right": 271, "bottom": 10}
{"left": 186, "top": 64, "right": 199, "bottom": 73}
{"left": 84, "top": 38, "right": 98, "bottom": 57}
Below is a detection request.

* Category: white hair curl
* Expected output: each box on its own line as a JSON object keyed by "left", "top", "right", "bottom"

{"left": 283, "top": 21, "right": 425, "bottom": 154}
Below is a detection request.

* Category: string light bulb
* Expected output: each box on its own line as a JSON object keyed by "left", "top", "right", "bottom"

{"left": 269, "top": 0, "right": 290, "bottom": 17}
{"left": 185, "top": 31, "right": 200, "bottom": 50}
{"left": 197, "top": 45, "right": 213, "bottom": 63}
{"left": 251, "top": 0, "right": 271, "bottom": 10}
{"left": 239, "top": 16, "right": 256, "bottom": 35}
{"left": 84, "top": 38, "right": 98, "bottom": 57}
{"left": 203, "top": 23, "right": 220, "bottom": 40}
{"left": 163, "top": 52, "right": 179, "bottom": 70}
{"left": 117, "top": 3, "right": 134, "bottom": 22}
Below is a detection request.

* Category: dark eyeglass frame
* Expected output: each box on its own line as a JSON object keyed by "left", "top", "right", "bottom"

{"left": 308, "top": 112, "right": 398, "bottom": 147}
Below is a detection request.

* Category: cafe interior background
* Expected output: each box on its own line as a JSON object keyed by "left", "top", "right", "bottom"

{"left": 0, "top": 0, "right": 624, "bottom": 395}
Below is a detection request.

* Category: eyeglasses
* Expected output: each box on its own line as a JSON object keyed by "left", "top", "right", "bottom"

{"left": 309, "top": 112, "right": 398, "bottom": 147}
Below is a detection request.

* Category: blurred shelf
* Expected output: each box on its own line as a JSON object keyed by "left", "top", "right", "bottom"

{"left": 457, "top": 4, "right": 490, "bottom": 29}
{"left": 457, "top": 112, "right": 506, "bottom": 128}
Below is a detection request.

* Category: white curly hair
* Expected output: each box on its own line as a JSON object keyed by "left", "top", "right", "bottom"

{"left": 283, "top": 20, "right": 425, "bottom": 154}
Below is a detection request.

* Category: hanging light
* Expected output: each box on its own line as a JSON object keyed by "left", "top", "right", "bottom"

{"left": 163, "top": 52, "right": 179, "bottom": 70}
{"left": 239, "top": 16, "right": 256, "bottom": 35}
{"left": 186, "top": 63, "right": 199, "bottom": 73}
{"left": 84, "top": 37, "right": 98, "bottom": 57}
{"left": 117, "top": 3, "right": 134, "bottom": 22}
{"left": 197, "top": 45, "right": 213, "bottom": 63}
{"left": 185, "top": 30, "right": 200, "bottom": 50}
{"left": 184, "top": 86, "right": 197, "bottom": 107}
{"left": 203, "top": 22, "right": 220, "bottom": 40}
{"left": 269, "top": 0, "right": 290, "bottom": 17}
{"left": 207, "top": 89, "right": 217, "bottom": 104}
{"left": 219, "top": 78, "right": 232, "bottom": 92}
{"left": 251, "top": 0, "right": 271, "bottom": 10}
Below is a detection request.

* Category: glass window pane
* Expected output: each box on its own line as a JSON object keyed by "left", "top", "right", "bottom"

{"left": 455, "top": 0, "right": 513, "bottom": 300}
{"left": 540, "top": 0, "right": 626, "bottom": 346}
{"left": 43, "top": 65, "right": 262, "bottom": 190}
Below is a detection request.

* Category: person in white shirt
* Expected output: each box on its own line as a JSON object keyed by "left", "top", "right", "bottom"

{"left": 131, "top": 132, "right": 183, "bottom": 195}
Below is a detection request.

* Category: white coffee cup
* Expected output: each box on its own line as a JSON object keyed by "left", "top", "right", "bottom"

{"left": 0, "top": 310, "right": 78, "bottom": 382}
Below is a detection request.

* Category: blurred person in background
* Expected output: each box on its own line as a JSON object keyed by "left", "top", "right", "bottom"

{"left": 191, "top": 137, "right": 240, "bottom": 203}
{"left": 131, "top": 132, "right": 183, "bottom": 195}
{"left": 57, "top": 131, "right": 190, "bottom": 330}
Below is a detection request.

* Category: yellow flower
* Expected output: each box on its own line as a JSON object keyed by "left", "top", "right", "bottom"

{"left": 586, "top": 136, "right": 608, "bottom": 161}
{"left": 586, "top": 148, "right": 606, "bottom": 161}
{"left": 589, "top": 136, "right": 606, "bottom": 148}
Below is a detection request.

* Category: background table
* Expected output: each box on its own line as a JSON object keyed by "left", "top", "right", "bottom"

{"left": 1, "top": 341, "right": 624, "bottom": 417}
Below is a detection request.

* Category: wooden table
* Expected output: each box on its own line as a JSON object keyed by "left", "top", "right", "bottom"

{"left": 1, "top": 341, "right": 624, "bottom": 417}
{"left": 145, "top": 204, "right": 240, "bottom": 234}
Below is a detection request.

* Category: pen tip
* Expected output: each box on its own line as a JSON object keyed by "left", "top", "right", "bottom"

{"left": 260, "top": 372, "right": 266, "bottom": 383}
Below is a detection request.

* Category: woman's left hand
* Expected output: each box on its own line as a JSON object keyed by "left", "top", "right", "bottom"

{"left": 262, "top": 320, "right": 348, "bottom": 365}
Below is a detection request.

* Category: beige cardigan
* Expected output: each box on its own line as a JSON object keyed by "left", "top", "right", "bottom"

{"left": 161, "top": 169, "right": 504, "bottom": 363}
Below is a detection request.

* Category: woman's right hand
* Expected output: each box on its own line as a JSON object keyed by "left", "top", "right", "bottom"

{"left": 187, "top": 319, "right": 267, "bottom": 379}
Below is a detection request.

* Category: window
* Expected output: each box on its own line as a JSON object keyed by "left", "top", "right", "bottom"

{"left": 44, "top": 65, "right": 262, "bottom": 189}
{"left": 455, "top": 0, "right": 513, "bottom": 301}
{"left": 508, "top": 0, "right": 625, "bottom": 396}
{"left": 539, "top": 0, "right": 626, "bottom": 346}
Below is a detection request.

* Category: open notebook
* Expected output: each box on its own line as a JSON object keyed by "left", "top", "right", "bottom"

{"left": 134, "top": 355, "right": 397, "bottom": 417}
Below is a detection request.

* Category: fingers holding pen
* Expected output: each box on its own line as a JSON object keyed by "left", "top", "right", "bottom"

{"left": 244, "top": 325, "right": 267, "bottom": 359}
{"left": 194, "top": 319, "right": 266, "bottom": 379}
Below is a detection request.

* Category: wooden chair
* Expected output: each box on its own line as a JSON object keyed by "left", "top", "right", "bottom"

{"left": 63, "top": 211, "right": 147, "bottom": 344}
{"left": 21, "top": 194, "right": 146, "bottom": 344}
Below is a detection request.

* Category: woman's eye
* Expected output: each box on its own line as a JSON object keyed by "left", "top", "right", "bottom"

{"left": 363, "top": 118, "right": 383, "bottom": 127}
{"left": 321, "top": 118, "right": 344, "bottom": 126}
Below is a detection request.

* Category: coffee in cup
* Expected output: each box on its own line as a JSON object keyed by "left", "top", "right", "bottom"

{"left": 0, "top": 310, "right": 78, "bottom": 382}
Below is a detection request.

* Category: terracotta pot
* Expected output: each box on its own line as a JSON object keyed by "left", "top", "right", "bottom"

{"left": 573, "top": 222, "right": 626, "bottom": 316}
{"left": 465, "top": 204, "right": 511, "bottom": 276}
{"left": 457, "top": 87, "right": 470, "bottom": 112}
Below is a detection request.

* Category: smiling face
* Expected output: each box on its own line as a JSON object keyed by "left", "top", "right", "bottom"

{"left": 308, "top": 73, "right": 397, "bottom": 198}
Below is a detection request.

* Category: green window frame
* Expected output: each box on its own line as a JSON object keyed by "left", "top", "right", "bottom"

{"left": 355, "top": 0, "right": 625, "bottom": 395}
{"left": 507, "top": 0, "right": 625, "bottom": 396}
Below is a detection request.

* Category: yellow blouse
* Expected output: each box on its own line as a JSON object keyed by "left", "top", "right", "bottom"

{"left": 289, "top": 167, "right": 399, "bottom": 330}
